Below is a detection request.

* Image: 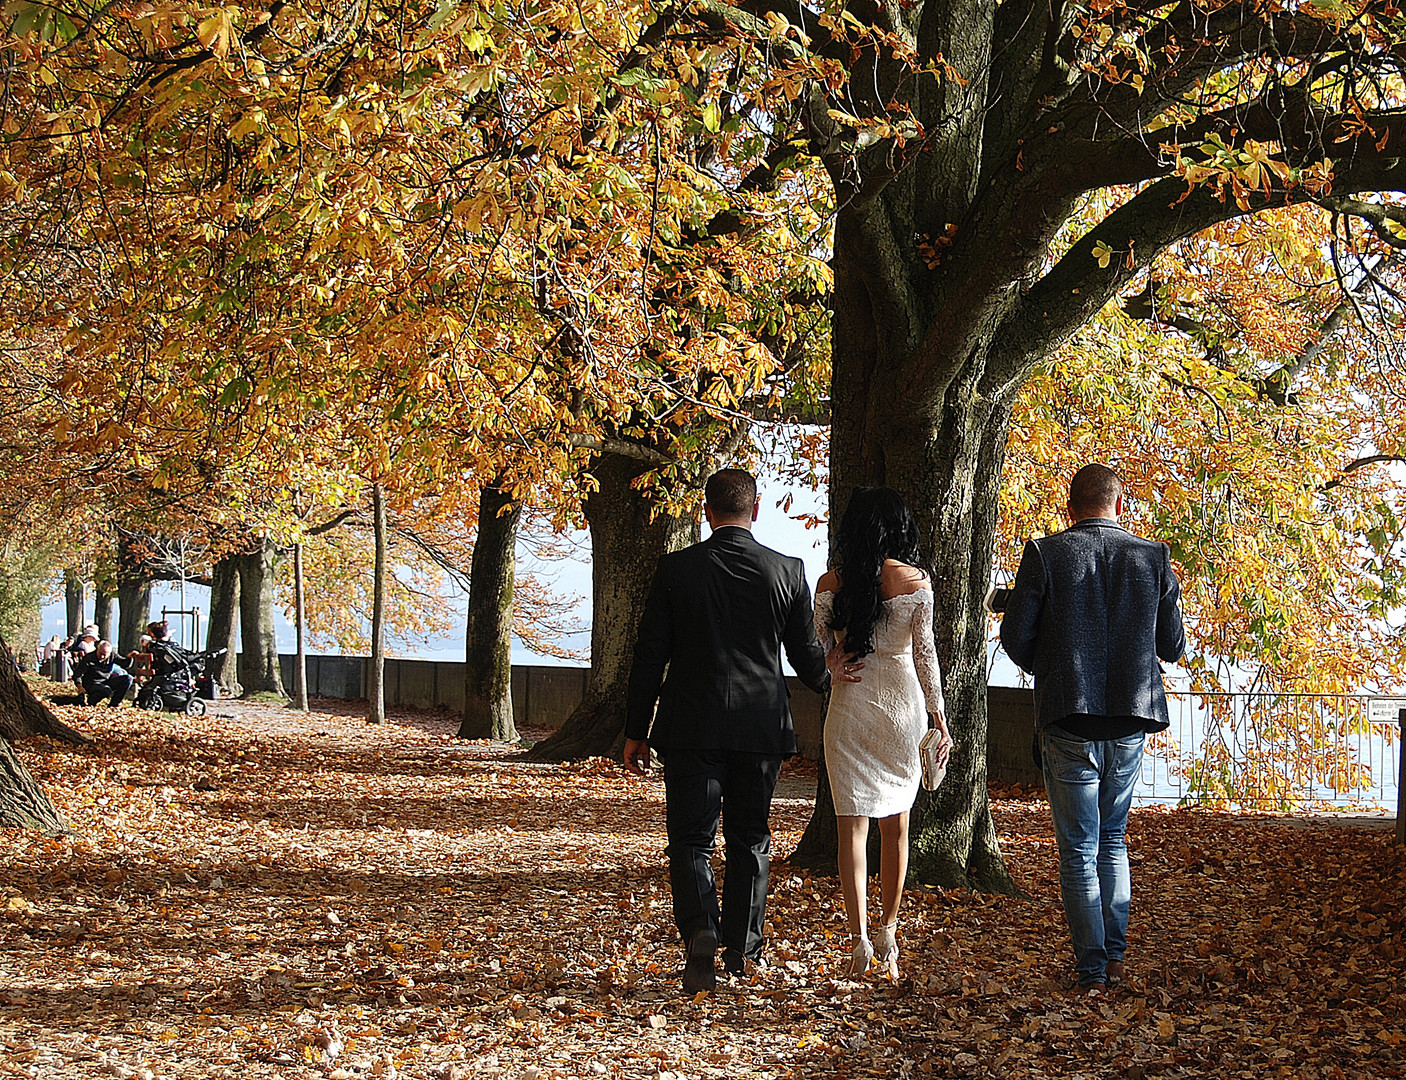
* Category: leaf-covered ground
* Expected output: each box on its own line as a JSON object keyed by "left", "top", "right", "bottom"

{"left": 1, "top": 698, "right": 1403, "bottom": 1080}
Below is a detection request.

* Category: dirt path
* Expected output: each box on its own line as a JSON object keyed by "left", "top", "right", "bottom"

{"left": 1, "top": 697, "right": 1403, "bottom": 1079}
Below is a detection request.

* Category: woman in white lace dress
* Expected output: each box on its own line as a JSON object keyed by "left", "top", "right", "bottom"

{"left": 815, "top": 487, "right": 952, "bottom": 979}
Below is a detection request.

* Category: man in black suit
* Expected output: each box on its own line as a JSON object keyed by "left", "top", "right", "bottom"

{"left": 1000, "top": 464, "right": 1185, "bottom": 992}
{"left": 625, "top": 469, "right": 845, "bottom": 992}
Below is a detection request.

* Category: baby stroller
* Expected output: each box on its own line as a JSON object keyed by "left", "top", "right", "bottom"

{"left": 137, "top": 644, "right": 226, "bottom": 717}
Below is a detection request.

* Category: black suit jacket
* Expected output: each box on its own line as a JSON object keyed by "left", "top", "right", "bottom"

{"left": 625, "top": 526, "right": 830, "bottom": 756}
{"left": 1000, "top": 518, "right": 1186, "bottom": 732}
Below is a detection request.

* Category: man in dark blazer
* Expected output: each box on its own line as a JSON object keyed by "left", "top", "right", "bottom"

{"left": 625, "top": 469, "right": 843, "bottom": 993}
{"left": 1000, "top": 463, "right": 1185, "bottom": 992}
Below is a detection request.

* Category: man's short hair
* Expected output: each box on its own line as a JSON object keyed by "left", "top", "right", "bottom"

{"left": 705, "top": 469, "right": 757, "bottom": 518}
{"left": 1069, "top": 464, "right": 1123, "bottom": 518}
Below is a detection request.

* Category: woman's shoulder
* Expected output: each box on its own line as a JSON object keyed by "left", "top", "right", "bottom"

{"left": 880, "top": 560, "right": 931, "bottom": 600}
{"left": 816, "top": 569, "right": 840, "bottom": 595}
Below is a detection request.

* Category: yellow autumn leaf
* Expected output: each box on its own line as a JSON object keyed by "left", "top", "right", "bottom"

{"left": 196, "top": 9, "right": 234, "bottom": 59}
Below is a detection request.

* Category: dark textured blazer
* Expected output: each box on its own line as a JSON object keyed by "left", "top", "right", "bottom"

{"left": 1000, "top": 517, "right": 1186, "bottom": 732}
{"left": 625, "top": 526, "right": 830, "bottom": 756}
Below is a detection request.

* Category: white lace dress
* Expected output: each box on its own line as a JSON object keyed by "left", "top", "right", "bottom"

{"left": 815, "top": 588, "right": 947, "bottom": 818}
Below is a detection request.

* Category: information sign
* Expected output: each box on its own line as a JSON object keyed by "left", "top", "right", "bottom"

{"left": 1368, "top": 697, "right": 1406, "bottom": 726}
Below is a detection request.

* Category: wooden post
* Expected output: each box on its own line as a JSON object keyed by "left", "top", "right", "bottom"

{"left": 293, "top": 543, "right": 309, "bottom": 713}
{"left": 367, "top": 484, "right": 387, "bottom": 724}
{"left": 1397, "top": 708, "right": 1404, "bottom": 846}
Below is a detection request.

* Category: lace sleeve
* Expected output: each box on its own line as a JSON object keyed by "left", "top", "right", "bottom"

{"left": 910, "top": 589, "right": 946, "bottom": 718}
{"left": 813, "top": 590, "right": 836, "bottom": 652}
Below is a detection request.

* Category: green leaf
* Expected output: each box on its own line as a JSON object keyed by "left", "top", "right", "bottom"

{"left": 218, "top": 378, "right": 250, "bottom": 406}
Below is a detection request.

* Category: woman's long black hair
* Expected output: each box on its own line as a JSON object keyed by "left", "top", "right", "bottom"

{"left": 830, "top": 487, "right": 926, "bottom": 658}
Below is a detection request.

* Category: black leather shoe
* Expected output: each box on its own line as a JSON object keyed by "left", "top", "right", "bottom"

{"left": 682, "top": 928, "right": 717, "bottom": 994}
{"left": 722, "top": 949, "right": 766, "bottom": 978}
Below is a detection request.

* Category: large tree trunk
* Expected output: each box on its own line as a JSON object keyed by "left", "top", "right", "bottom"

{"left": 892, "top": 401, "right": 1017, "bottom": 892}
{"left": 792, "top": 213, "right": 1022, "bottom": 893}
{"left": 529, "top": 455, "right": 697, "bottom": 761}
{"left": 116, "top": 579, "right": 151, "bottom": 655}
{"left": 0, "top": 739, "right": 67, "bottom": 834}
{"left": 459, "top": 485, "right": 522, "bottom": 742}
{"left": 236, "top": 537, "right": 286, "bottom": 698}
{"left": 0, "top": 634, "right": 91, "bottom": 746}
{"left": 64, "top": 570, "right": 85, "bottom": 637}
{"left": 115, "top": 536, "right": 152, "bottom": 655}
{"left": 0, "top": 631, "right": 90, "bottom": 833}
{"left": 292, "top": 543, "right": 309, "bottom": 712}
{"left": 93, "top": 588, "right": 115, "bottom": 643}
{"left": 206, "top": 554, "right": 242, "bottom": 696}
{"left": 367, "top": 484, "right": 387, "bottom": 724}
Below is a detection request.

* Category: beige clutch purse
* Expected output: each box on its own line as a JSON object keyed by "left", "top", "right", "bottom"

{"left": 919, "top": 729, "right": 948, "bottom": 791}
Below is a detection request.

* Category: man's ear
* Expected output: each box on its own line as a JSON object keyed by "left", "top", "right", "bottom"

{"left": 1114, "top": 493, "right": 1124, "bottom": 517}
{"left": 704, "top": 503, "right": 714, "bottom": 529}
{"left": 751, "top": 500, "right": 760, "bottom": 522}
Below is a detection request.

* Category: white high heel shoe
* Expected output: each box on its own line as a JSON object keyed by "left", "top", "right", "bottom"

{"left": 847, "top": 935, "right": 874, "bottom": 977}
{"left": 873, "top": 924, "right": 899, "bottom": 980}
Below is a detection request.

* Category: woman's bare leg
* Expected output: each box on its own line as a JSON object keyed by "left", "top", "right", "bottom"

{"left": 875, "top": 811, "right": 910, "bottom": 978}
{"left": 876, "top": 810, "right": 909, "bottom": 926}
{"left": 836, "top": 815, "right": 870, "bottom": 935}
{"left": 836, "top": 815, "right": 873, "bottom": 973}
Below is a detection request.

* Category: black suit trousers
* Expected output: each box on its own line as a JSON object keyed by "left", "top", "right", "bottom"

{"left": 663, "top": 750, "right": 782, "bottom": 960}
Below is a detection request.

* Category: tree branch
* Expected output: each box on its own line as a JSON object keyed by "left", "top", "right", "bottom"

{"left": 983, "top": 145, "right": 1406, "bottom": 401}
{"left": 982, "top": 178, "right": 1299, "bottom": 399}
{"left": 1324, "top": 455, "right": 1406, "bottom": 490}
{"left": 1051, "top": 5, "right": 1367, "bottom": 149}
{"left": 1316, "top": 197, "right": 1406, "bottom": 251}
{"left": 392, "top": 526, "right": 471, "bottom": 588}
{"left": 304, "top": 509, "right": 369, "bottom": 537}
{"left": 565, "top": 433, "right": 676, "bottom": 465}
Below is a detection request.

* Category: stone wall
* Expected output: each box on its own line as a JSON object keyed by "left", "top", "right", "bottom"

{"left": 986, "top": 685, "right": 1042, "bottom": 787}
{"left": 276, "top": 654, "right": 1034, "bottom": 777}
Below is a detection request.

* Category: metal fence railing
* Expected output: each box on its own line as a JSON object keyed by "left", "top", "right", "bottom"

{"left": 1138, "top": 692, "right": 1406, "bottom": 811}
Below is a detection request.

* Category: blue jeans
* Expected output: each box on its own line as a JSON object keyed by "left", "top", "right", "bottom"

{"left": 1041, "top": 728, "right": 1145, "bottom": 986}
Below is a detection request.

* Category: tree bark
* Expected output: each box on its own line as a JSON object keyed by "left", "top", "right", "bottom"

{"left": 0, "top": 739, "right": 67, "bottom": 834}
{"left": 206, "top": 555, "right": 242, "bottom": 696}
{"left": 115, "top": 579, "right": 151, "bottom": 655}
{"left": 529, "top": 454, "right": 697, "bottom": 761}
{"left": 293, "top": 543, "right": 309, "bottom": 712}
{"left": 63, "top": 570, "right": 85, "bottom": 637}
{"left": 789, "top": 755, "right": 842, "bottom": 873}
{"left": 236, "top": 537, "right": 286, "bottom": 698}
{"left": 93, "top": 588, "right": 115, "bottom": 643}
{"left": 0, "top": 630, "right": 85, "bottom": 832}
{"left": 791, "top": 213, "right": 1024, "bottom": 893}
{"left": 459, "top": 485, "right": 522, "bottom": 742}
{"left": 115, "top": 534, "right": 152, "bottom": 656}
{"left": 367, "top": 484, "right": 388, "bottom": 724}
{"left": 891, "top": 402, "right": 1019, "bottom": 893}
{"left": 0, "top": 633, "right": 91, "bottom": 746}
